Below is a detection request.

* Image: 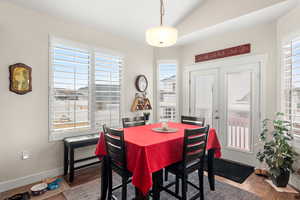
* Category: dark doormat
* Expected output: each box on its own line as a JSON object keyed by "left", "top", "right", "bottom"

{"left": 205, "top": 158, "right": 254, "bottom": 184}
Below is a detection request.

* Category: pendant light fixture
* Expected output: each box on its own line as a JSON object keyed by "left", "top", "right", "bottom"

{"left": 146, "top": 0, "right": 178, "bottom": 47}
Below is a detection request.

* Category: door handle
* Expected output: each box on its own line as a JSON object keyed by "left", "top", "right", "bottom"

{"left": 214, "top": 116, "right": 220, "bottom": 119}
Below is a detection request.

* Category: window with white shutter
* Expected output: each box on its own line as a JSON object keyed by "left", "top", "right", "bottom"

{"left": 49, "top": 38, "right": 123, "bottom": 140}
{"left": 282, "top": 36, "right": 300, "bottom": 138}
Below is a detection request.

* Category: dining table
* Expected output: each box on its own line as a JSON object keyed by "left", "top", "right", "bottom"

{"left": 95, "top": 122, "right": 221, "bottom": 199}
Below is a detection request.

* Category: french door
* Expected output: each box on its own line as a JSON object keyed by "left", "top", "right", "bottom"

{"left": 190, "top": 69, "right": 219, "bottom": 132}
{"left": 188, "top": 62, "right": 261, "bottom": 166}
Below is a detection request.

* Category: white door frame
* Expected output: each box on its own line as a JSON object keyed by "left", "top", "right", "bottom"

{"left": 183, "top": 54, "right": 268, "bottom": 165}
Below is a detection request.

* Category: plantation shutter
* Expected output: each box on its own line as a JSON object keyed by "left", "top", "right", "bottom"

{"left": 50, "top": 42, "right": 91, "bottom": 135}
{"left": 94, "top": 52, "right": 123, "bottom": 129}
{"left": 283, "top": 36, "right": 300, "bottom": 138}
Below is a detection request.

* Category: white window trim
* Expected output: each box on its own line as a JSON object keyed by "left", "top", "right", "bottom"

{"left": 48, "top": 35, "right": 124, "bottom": 141}
{"left": 279, "top": 32, "right": 300, "bottom": 146}
{"left": 156, "top": 60, "right": 179, "bottom": 122}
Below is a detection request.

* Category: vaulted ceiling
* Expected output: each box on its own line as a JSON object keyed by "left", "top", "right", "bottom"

{"left": 5, "top": 0, "right": 201, "bottom": 42}
{"left": 4, "top": 0, "right": 299, "bottom": 45}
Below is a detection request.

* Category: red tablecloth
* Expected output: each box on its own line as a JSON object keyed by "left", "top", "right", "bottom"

{"left": 95, "top": 122, "right": 221, "bottom": 195}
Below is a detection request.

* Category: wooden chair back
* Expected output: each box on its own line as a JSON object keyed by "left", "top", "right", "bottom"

{"left": 182, "top": 125, "right": 210, "bottom": 166}
{"left": 181, "top": 115, "right": 205, "bottom": 127}
{"left": 103, "top": 125, "right": 126, "bottom": 169}
{"left": 122, "top": 116, "right": 146, "bottom": 128}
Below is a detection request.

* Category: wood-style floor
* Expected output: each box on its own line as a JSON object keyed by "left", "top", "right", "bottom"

{"left": 3, "top": 165, "right": 300, "bottom": 200}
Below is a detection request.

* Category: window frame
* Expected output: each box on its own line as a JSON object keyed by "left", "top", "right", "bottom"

{"left": 280, "top": 32, "right": 300, "bottom": 145}
{"left": 48, "top": 36, "right": 124, "bottom": 141}
{"left": 156, "top": 60, "right": 179, "bottom": 122}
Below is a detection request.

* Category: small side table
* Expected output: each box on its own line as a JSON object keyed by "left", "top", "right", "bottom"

{"left": 64, "top": 133, "right": 101, "bottom": 182}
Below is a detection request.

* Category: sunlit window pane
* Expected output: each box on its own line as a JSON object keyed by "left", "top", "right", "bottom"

{"left": 283, "top": 37, "right": 300, "bottom": 138}
{"left": 51, "top": 44, "right": 91, "bottom": 133}
{"left": 158, "top": 63, "right": 177, "bottom": 122}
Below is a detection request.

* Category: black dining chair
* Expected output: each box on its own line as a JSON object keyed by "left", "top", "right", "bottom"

{"left": 165, "top": 115, "right": 206, "bottom": 182}
{"left": 181, "top": 115, "right": 205, "bottom": 127}
{"left": 162, "top": 126, "right": 210, "bottom": 200}
{"left": 103, "top": 125, "right": 132, "bottom": 200}
{"left": 122, "top": 116, "right": 146, "bottom": 128}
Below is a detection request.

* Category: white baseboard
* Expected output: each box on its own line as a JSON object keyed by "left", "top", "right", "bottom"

{"left": 0, "top": 167, "right": 64, "bottom": 193}
{"left": 290, "top": 174, "right": 300, "bottom": 191}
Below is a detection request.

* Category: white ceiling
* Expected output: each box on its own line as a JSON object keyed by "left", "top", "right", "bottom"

{"left": 177, "top": 0, "right": 298, "bottom": 45}
{"left": 5, "top": 0, "right": 202, "bottom": 42}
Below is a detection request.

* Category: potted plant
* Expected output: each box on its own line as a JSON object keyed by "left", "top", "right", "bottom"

{"left": 257, "top": 112, "right": 298, "bottom": 187}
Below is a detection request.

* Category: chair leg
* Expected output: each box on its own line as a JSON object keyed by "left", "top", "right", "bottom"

{"left": 207, "top": 149, "right": 215, "bottom": 191}
{"left": 186, "top": 174, "right": 189, "bottom": 192}
{"left": 165, "top": 170, "right": 169, "bottom": 181}
{"left": 108, "top": 166, "right": 113, "bottom": 200}
{"left": 100, "top": 157, "right": 109, "bottom": 200}
{"left": 121, "top": 177, "right": 128, "bottom": 200}
{"left": 175, "top": 175, "right": 179, "bottom": 195}
{"left": 198, "top": 169, "right": 204, "bottom": 200}
{"left": 182, "top": 174, "right": 188, "bottom": 200}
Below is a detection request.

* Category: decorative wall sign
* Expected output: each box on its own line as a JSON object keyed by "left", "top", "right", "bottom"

{"left": 131, "top": 93, "right": 152, "bottom": 112}
{"left": 195, "top": 44, "right": 251, "bottom": 63}
{"left": 9, "top": 63, "right": 32, "bottom": 95}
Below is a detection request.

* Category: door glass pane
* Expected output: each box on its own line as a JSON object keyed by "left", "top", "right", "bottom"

{"left": 193, "top": 74, "right": 214, "bottom": 126}
{"left": 227, "top": 71, "right": 251, "bottom": 151}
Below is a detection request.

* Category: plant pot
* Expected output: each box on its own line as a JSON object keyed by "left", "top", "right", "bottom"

{"left": 143, "top": 113, "right": 150, "bottom": 121}
{"left": 270, "top": 170, "right": 290, "bottom": 187}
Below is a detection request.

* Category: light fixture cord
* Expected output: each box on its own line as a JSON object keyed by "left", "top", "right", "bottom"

{"left": 160, "top": 0, "right": 165, "bottom": 26}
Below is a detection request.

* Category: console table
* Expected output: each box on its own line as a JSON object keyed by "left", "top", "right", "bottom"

{"left": 64, "top": 133, "right": 101, "bottom": 182}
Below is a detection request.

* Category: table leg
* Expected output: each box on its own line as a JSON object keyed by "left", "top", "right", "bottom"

{"left": 100, "top": 156, "right": 108, "bottom": 200}
{"left": 69, "top": 147, "right": 75, "bottom": 182}
{"left": 152, "top": 170, "right": 163, "bottom": 200}
{"left": 133, "top": 170, "right": 163, "bottom": 200}
{"left": 207, "top": 149, "right": 215, "bottom": 191}
{"left": 64, "top": 142, "right": 69, "bottom": 176}
{"left": 134, "top": 188, "right": 149, "bottom": 200}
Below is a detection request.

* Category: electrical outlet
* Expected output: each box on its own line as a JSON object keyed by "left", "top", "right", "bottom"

{"left": 22, "top": 151, "right": 30, "bottom": 160}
